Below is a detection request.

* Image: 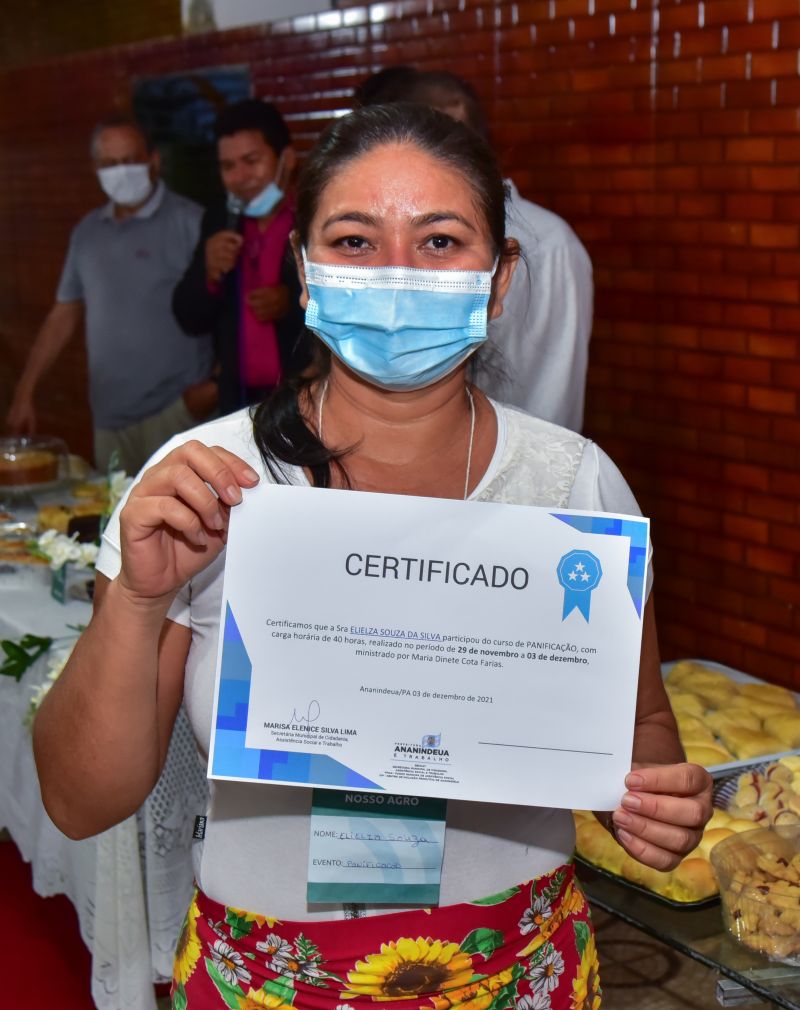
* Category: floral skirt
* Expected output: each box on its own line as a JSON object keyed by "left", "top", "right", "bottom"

{"left": 172, "top": 863, "right": 600, "bottom": 1010}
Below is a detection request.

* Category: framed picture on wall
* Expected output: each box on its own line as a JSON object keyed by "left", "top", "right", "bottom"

{"left": 132, "top": 65, "right": 251, "bottom": 207}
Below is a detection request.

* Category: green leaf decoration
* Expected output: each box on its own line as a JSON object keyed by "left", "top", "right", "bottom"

{"left": 528, "top": 942, "right": 555, "bottom": 971}
{"left": 541, "top": 870, "right": 566, "bottom": 905}
{"left": 172, "top": 984, "right": 188, "bottom": 1010}
{"left": 205, "top": 958, "right": 244, "bottom": 1010}
{"left": 471, "top": 886, "right": 521, "bottom": 906}
{"left": 244, "top": 951, "right": 256, "bottom": 960}
{"left": 295, "top": 933, "right": 320, "bottom": 961}
{"left": 460, "top": 928, "right": 504, "bottom": 961}
{"left": 265, "top": 977, "right": 296, "bottom": 1004}
{"left": 484, "top": 975, "right": 520, "bottom": 1010}
{"left": 509, "top": 962, "right": 525, "bottom": 983}
{"left": 0, "top": 634, "right": 53, "bottom": 681}
{"left": 573, "top": 919, "right": 591, "bottom": 958}
{"left": 225, "top": 908, "right": 254, "bottom": 940}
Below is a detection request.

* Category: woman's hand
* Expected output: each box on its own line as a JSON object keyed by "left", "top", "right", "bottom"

{"left": 610, "top": 762, "right": 713, "bottom": 871}
{"left": 118, "top": 441, "right": 259, "bottom": 603}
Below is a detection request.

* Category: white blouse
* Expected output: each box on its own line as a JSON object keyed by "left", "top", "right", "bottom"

{"left": 97, "top": 400, "right": 652, "bottom": 920}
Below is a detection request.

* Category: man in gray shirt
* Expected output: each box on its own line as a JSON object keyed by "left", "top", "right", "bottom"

{"left": 7, "top": 116, "right": 215, "bottom": 474}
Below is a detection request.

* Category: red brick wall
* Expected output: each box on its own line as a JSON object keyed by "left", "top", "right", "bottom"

{"left": 0, "top": 1, "right": 797, "bottom": 687}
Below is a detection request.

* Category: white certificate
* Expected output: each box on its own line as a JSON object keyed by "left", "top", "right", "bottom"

{"left": 208, "top": 484, "right": 650, "bottom": 810}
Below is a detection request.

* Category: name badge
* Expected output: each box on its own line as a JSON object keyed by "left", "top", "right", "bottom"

{"left": 307, "top": 789, "right": 446, "bottom": 906}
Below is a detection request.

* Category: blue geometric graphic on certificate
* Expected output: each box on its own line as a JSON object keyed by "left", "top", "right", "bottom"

{"left": 212, "top": 604, "right": 382, "bottom": 789}
{"left": 550, "top": 514, "right": 649, "bottom": 617}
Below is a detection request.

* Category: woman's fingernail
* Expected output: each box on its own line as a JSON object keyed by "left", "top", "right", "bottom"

{"left": 243, "top": 468, "right": 260, "bottom": 483}
{"left": 196, "top": 529, "right": 207, "bottom": 545}
{"left": 226, "top": 485, "right": 242, "bottom": 504}
{"left": 622, "top": 792, "right": 642, "bottom": 810}
{"left": 626, "top": 773, "right": 645, "bottom": 788}
{"left": 613, "top": 810, "right": 633, "bottom": 828}
{"left": 615, "top": 828, "right": 633, "bottom": 845}
{"left": 210, "top": 511, "right": 224, "bottom": 530}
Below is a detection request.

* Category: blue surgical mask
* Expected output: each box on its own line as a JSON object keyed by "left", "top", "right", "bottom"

{"left": 302, "top": 250, "right": 496, "bottom": 391}
{"left": 242, "top": 153, "right": 285, "bottom": 218}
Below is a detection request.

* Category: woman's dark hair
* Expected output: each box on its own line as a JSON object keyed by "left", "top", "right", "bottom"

{"left": 253, "top": 102, "right": 509, "bottom": 488}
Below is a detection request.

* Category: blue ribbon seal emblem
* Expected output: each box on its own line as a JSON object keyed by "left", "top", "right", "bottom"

{"left": 557, "top": 550, "right": 603, "bottom": 622}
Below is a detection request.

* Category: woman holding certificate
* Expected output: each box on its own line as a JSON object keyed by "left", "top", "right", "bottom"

{"left": 35, "top": 104, "right": 712, "bottom": 1009}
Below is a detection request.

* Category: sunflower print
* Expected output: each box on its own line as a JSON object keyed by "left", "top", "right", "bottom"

{"left": 430, "top": 967, "right": 516, "bottom": 1010}
{"left": 173, "top": 896, "right": 203, "bottom": 987}
{"left": 174, "top": 866, "right": 597, "bottom": 1009}
{"left": 344, "top": 938, "right": 474, "bottom": 999}
{"left": 570, "top": 933, "right": 601, "bottom": 1010}
{"left": 235, "top": 987, "right": 293, "bottom": 1010}
{"left": 231, "top": 907, "right": 283, "bottom": 930}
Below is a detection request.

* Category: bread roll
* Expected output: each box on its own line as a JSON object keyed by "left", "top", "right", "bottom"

{"left": 723, "top": 729, "right": 786, "bottom": 761}
{"left": 706, "top": 808, "right": 732, "bottom": 830}
{"left": 676, "top": 714, "right": 716, "bottom": 744}
{"left": 694, "top": 682, "right": 739, "bottom": 710}
{"left": 667, "top": 690, "right": 706, "bottom": 717}
{"left": 705, "top": 708, "right": 762, "bottom": 735}
{"left": 665, "top": 660, "right": 702, "bottom": 687}
{"left": 620, "top": 855, "right": 673, "bottom": 897}
{"left": 763, "top": 712, "right": 800, "bottom": 749}
{"left": 575, "top": 820, "right": 626, "bottom": 874}
{"left": 737, "top": 682, "right": 797, "bottom": 710}
{"left": 729, "top": 699, "right": 794, "bottom": 721}
{"left": 670, "top": 858, "right": 719, "bottom": 902}
{"left": 684, "top": 742, "right": 734, "bottom": 767}
{"left": 697, "top": 827, "right": 735, "bottom": 859}
{"left": 728, "top": 818, "right": 764, "bottom": 833}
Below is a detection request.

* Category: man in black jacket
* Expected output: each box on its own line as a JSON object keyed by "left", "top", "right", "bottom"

{"left": 173, "top": 99, "right": 310, "bottom": 415}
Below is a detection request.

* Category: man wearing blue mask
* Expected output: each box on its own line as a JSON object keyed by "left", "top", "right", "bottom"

{"left": 6, "top": 116, "right": 215, "bottom": 473}
{"left": 173, "top": 99, "right": 311, "bottom": 415}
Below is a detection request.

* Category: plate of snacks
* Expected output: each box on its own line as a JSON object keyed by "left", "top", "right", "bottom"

{"left": 663, "top": 659, "right": 800, "bottom": 773}
{"left": 573, "top": 807, "right": 739, "bottom": 907}
{"left": 0, "top": 436, "right": 68, "bottom": 493}
{"left": 710, "top": 824, "right": 800, "bottom": 965}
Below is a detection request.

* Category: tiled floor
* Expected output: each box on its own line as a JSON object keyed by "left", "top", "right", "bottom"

{"left": 593, "top": 908, "right": 769, "bottom": 1009}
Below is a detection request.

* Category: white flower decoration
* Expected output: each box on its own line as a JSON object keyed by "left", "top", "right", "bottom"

{"left": 529, "top": 946, "right": 564, "bottom": 994}
{"left": 518, "top": 895, "right": 552, "bottom": 935}
{"left": 518, "top": 994, "right": 552, "bottom": 1010}
{"left": 256, "top": 933, "right": 293, "bottom": 970}
{"left": 107, "top": 470, "right": 133, "bottom": 513}
{"left": 210, "top": 939, "right": 252, "bottom": 986}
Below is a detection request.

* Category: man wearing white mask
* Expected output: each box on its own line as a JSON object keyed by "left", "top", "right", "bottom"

{"left": 7, "top": 116, "right": 215, "bottom": 473}
{"left": 173, "top": 99, "right": 311, "bottom": 415}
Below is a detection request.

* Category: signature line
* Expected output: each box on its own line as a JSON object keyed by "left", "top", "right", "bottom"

{"left": 478, "top": 741, "right": 613, "bottom": 756}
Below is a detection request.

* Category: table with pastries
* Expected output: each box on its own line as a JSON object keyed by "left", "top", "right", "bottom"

{"left": 576, "top": 658, "right": 800, "bottom": 1008}
{"left": 0, "top": 445, "right": 208, "bottom": 1010}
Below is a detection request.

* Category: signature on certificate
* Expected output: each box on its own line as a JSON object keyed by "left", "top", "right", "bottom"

{"left": 290, "top": 699, "right": 321, "bottom": 725}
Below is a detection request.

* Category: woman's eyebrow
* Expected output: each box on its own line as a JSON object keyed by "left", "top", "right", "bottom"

{"left": 410, "top": 211, "right": 477, "bottom": 232}
{"left": 320, "top": 210, "right": 477, "bottom": 232}
{"left": 321, "top": 211, "right": 379, "bottom": 230}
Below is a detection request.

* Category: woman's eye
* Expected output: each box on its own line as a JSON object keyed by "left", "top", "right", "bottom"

{"left": 337, "top": 236, "right": 368, "bottom": 250}
{"left": 426, "top": 235, "right": 457, "bottom": 251}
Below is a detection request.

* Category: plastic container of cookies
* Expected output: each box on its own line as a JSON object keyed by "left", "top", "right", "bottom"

{"left": 710, "top": 825, "right": 800, "bottom": 966}
{"left": 0, "top": 436, "right": 68, "bottom": 492}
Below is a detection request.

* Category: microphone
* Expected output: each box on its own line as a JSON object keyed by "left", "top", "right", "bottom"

{"left": 226, "top": 195, "right": 246, "bottom": 233}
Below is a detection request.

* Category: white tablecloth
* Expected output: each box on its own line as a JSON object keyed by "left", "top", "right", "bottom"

{"left": 0, "top": 565, "right": 209, "bottom": 1010}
